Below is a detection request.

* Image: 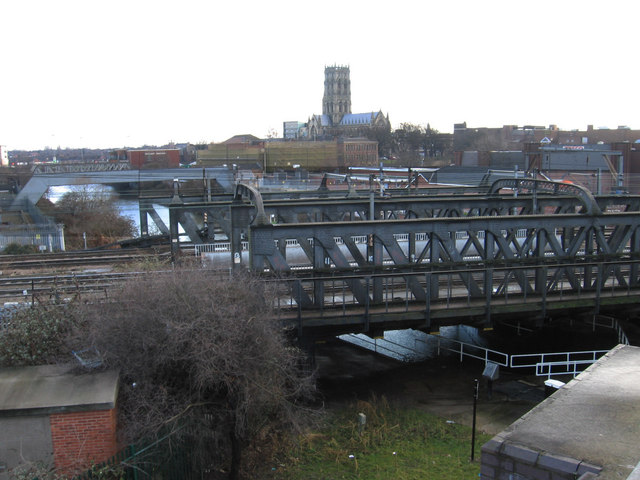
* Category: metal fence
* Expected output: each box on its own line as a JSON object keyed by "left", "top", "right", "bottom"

{"left": 0, "top": 223, "right": 65, "bottom": 252}
{"left": 409, "top": 334, "right": 613, "bottom": 380}
{"left": 510, "top": 350, "right": 610, "bottom": 379}
{"left": 74, "top": 428, "right": 199, "bottom": 480}
{"left": 419, "top": 335, "right": 510, "bottom": 367}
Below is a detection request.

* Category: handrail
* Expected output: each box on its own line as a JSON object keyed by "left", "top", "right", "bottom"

{"left": 346, "top": 333, "right": 611, "bottom": 380}
{"left": 510, "top": 350, "right": 608, "bottom": 370}
{"left": 536, "top": 359, "right": 600, "bottom": 379}
{"left": 418, "top": 335, "right": 510, "bottom": 367}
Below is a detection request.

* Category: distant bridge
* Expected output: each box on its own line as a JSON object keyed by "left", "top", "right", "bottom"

{"left": 10, "top": 167, "right": 236, "bottom": 211}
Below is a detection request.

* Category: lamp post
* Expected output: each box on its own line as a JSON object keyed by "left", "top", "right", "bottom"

{"left": 471, "top": 378, "right": 479, "bottom": 461}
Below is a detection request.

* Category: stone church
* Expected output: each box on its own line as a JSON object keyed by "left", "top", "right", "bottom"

{"left": 304, "top": 65, "right": 391, "bottom": 140}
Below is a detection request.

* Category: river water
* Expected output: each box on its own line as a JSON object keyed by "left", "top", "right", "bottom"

{"left": 46, "top": 185, "right": 168, "bottom": 236}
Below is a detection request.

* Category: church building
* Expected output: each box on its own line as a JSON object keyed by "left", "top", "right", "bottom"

{"left": 288, "top": 65, "right": 390, "bottom": 140}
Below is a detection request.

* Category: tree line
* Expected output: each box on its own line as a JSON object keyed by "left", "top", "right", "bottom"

{"left": 368, "top": 122, "right": 453, "bottom": 165}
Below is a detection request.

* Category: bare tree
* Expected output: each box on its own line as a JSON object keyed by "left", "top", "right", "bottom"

{"left": 76, "top": 269, "right": 317, "bottom": 479}
{"left": 40, "top": 186, "right": 136, "bottom": 249}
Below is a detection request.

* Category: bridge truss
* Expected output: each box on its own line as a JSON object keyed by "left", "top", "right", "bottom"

{"left": 160, "top": 180, "right": 640, "bottom": 338}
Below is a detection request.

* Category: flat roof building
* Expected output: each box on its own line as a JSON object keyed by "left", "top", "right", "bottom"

{"left": 0, "top": 364, "right": 119, "bottom": 478}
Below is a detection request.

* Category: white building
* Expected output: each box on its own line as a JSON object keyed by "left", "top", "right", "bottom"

{"left": 0, "top": 145, "right": 8, "bottom": 167}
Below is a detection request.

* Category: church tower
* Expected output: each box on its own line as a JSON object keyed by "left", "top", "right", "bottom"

{"left": 322, "top": 65, "right": 351, "bottom": 125}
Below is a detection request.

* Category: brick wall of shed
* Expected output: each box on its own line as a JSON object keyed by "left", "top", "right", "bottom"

{"left": 49, "top": 408, "right": 118, "bottom": 475}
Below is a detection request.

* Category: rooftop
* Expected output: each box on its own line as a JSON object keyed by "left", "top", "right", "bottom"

{"left": 485, "top": 344, "right": 640, "bottom": 479}
{"left": 0, "top": 364, "right": 119, "bottom": 416}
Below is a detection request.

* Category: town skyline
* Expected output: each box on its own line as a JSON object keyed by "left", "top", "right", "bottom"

{"left": 1, "top": 0, "right": 638, "bottom": 151}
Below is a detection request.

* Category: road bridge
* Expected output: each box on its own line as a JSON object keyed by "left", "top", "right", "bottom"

{"left": 157, "top": 179, "right": 640, "bottom": 340}
{"left": 9, "top": 167, "right": 236, "bottom": 211}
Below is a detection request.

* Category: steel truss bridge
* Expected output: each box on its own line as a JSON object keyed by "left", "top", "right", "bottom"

{"left": 141, "top": 179, "right": 640, "bottom": 339}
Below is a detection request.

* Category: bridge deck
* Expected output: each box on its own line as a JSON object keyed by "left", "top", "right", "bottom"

{"left": 275, "top": 284, "right": 640, "bottom": 338}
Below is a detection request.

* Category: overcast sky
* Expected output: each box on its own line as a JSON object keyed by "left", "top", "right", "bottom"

{"left": 1, "top": 0, "right": 637, "bottom": 150}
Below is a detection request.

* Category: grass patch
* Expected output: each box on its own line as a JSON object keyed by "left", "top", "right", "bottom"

{"left": 270, "top": 395, "right": 490, "bottom": 479}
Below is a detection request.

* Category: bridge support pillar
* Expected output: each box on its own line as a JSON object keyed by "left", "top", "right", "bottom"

{"left": 423, "top": 272, "right": 431, "bottom": 330}
{"left": 139, "top": 198, "right": 150, "bottom": 237}
{"left": 296, "top": 336, "right": 317, "bottom": 370}
{"left": 230, "top": 203, "right": 252, "bottom": 270}
{"left": 169, "top": 192, "right": 183, "bottom": 261}
{"left": 484, "top": 232, "right": 495, "bottom": 329}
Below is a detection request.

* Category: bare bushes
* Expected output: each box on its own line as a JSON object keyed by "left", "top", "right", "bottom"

{"left": 80, "top": 268, "right": 317, "bottom": 479}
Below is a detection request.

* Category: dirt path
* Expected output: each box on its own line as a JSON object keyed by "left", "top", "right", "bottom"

{"left": 315, "top": 338, "right": 545, "bottom": 436}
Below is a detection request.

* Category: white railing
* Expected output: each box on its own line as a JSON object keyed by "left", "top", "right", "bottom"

{"left": 337, "top": 329, "right": 615, "bottom": 381}
{"left": 588, "top": 315, "right": 630, "bottom": 345}
{"left": 194, "top": 241, "right": 249, "bottom": 256}
{"left": 535, "top": 360, "right": 600, "bottom": 378}
{"left": 418, "top": 335, "right": 510, "bottom": 367}
{"left": 510, "top": 350, "right": 609, "bottom": 378}
{"left": 415, "top": 335, "right": 610, "bottom": 379}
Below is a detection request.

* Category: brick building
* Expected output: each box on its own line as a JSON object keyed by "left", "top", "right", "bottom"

{"left": 453, "top": 123, "right": 640, "bottom": 193}
{"left": 453, "top": 123, "right": 640, "bottom": 153}
{"left": 0, "top": 365, "right": 119, "bottom": 478}
{"left": 197, "top": 136, "right": 378, "bottom": 172}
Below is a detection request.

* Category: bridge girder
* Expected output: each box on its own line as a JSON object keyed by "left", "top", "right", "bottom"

{"left": 161, "top": 185, "right": 640, "bottom": 337}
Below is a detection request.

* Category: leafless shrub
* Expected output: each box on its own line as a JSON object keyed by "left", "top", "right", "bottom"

{"left": 77, "top": 268, "right": 318, "bottom": 479}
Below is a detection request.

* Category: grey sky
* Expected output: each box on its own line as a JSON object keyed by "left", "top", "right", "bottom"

{"left": 1, "top": 0, "right": 637, "bottom": 150}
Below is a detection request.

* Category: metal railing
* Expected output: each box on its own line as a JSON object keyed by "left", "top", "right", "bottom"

{"left": 408, "top": 334, "right": 610, "bottom": 379}
{"left": 535, "top": 359, "right": 601, "bottom": 378}
{"left": 510, "top": 350, "right": 609, "bottom": 378}
{"left": 416, "top": 335, "right": 510, "bottom": 367}
{"left": 588, "top": 315, "right": 630, "bottom": 345}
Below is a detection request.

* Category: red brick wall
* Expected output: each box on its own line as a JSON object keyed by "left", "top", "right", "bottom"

{"left": 49, "top": 408, "right": 118, "bottom": 475}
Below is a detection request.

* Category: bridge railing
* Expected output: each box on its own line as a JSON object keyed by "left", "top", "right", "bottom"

{"left": 347, "top": 332, "right": 612, "bottom": 380}
{"left": 268, "top": 258, "right": 640, "bottom": 313}
{"left": 510, "top": 350, "right": 609, "bottom": 378}
{"left": 417, "top": 335, "right": 510, "bottom": 366}
{"left": 535, "top": 359, "right": 601, "bottom": 378}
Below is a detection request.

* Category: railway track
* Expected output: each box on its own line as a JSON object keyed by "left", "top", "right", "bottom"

{"left": 0, "top": 248, "right": 177, "bottom": 304}
{"left": 0, "top": 271, "right": 146, "bottom": 304}
{"left": 0, "top": 248, "right": 173, "bottom": 272}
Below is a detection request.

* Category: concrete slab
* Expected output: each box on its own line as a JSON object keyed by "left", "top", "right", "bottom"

{"left": 0, "top": 364, "right": 118, "bottom": 416}
{"left": 485, "top": 344, "right": 640, "bottom": 479}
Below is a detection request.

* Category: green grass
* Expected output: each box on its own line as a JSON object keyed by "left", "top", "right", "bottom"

{"left": 270, "top": 396, "right": 491, "bottom": 479}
